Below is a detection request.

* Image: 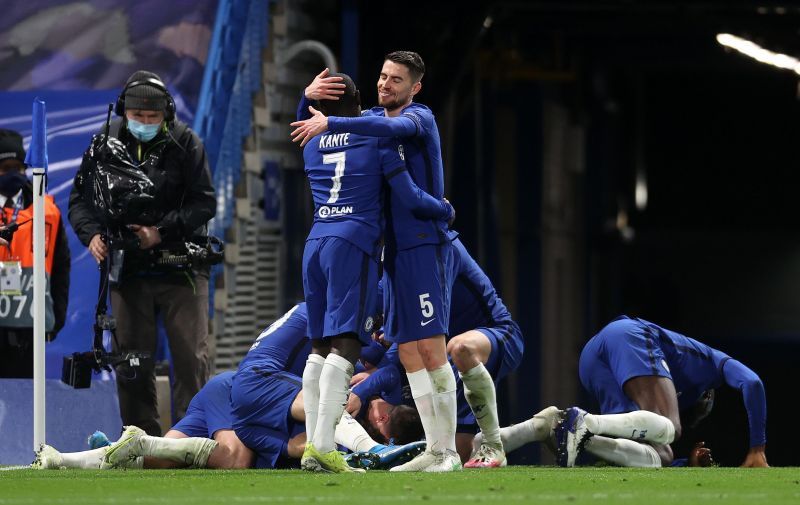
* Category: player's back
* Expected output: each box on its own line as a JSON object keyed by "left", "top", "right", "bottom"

{"left": 449, "top": 237, "right": 514, "bottom": 335}
{"left": 303, "top": 131, "right": 390, "bottom": 258}
{"left": 239, "top": 303, "right": 311, "bottom": 377}
{"left": 364, "top": 103, "right": 448, "bottom": 251}
{"left": 636, "top": 318, "right": 730, "bottom": 409}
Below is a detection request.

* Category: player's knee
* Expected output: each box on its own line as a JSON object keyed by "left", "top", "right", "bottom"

{"left": 447, "top": 338, "right": 474, "bottom": 364}
{"left": 331, "top": 332, "right": 361, "bottom": 363}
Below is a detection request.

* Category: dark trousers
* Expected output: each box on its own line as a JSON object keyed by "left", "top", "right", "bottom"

{"left": 0, "top": 328, "right": 34, "bottom": 378}
{"left": 110, "top": 272, "right": 209, "bottom": 436}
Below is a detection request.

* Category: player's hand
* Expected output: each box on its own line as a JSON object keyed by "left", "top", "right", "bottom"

{"left": 129, "top": 224, "right": 162, "bottom": 250}
{"left": 290, "top": 106, "right": 328, "bottom": 147}
{"left": 740, "top": 445, "right": 769, "bottom": 467}
{"left": 89, "top": 233, "right": 108, "bottom": 262}
{"left": 688, "top": 441, "right": 714, "bottom": 467}
{"left": 372, "top": 330, "right": 390, "bottom": 349}
{"left": 350, "top": 372, "right": 370, "bottom": 387}
{"left": 346, "top": 393, "right": 362, "bottom": 415}
{"left": 305, "top": 68, "right": 346, "bottom": 101}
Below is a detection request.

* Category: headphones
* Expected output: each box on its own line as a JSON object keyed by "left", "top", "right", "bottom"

{"left": 115, "top": 77, "right": 176, "bottom": 122}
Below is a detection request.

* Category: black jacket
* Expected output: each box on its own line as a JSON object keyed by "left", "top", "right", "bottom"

{"left": 68, "top": 118, "right": 216, "bottom": 269}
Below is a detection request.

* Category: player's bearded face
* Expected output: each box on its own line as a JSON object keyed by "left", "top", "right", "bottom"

{"left": 377, "top": 61, "right": 416, "bottom": 112}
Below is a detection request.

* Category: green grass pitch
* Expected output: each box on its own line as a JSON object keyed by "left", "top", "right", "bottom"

{"left": 1, "top": 467, "right": 797, "bottom": 504}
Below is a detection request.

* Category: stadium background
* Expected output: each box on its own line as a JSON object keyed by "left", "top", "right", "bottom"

{"left": 0, "top": 0, "right": 797, "bottom": 467}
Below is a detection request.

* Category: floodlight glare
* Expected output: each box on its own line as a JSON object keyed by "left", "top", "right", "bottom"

{"left": 716, "top": 33, "right": 800, "bottom": 75}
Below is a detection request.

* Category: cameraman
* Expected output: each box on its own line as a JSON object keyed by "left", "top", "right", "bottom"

{"left": 68, "top": 71, "right": 216, "bottom": 436}
{"left": 0, "top": 129, "right": 70, "bottom": 378}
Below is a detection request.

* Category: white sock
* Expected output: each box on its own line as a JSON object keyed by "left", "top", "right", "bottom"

{"left": 59, "top": 447, "right": 109, "bottom": 469}
{"left": 407, "top": 369, "right": 436, "bottom": 450}
{"left": 140, "top": 436, "right": 218, "bottom": 467}
{"left": 584, "top": 410, "right": 675, "bottom": 445}
{"left": 428, "top": 364, "right": 457, "bottom": 453}
{"left": 335, "top": 411, "right": 380, "bottom": 452}
{"left": 584, "top": 435, "right": 662, "bottom": 467}
{"left": 312, "top": 353, "right": 353, "bottom": 453}
{"left": 473, "top": 415, "right": 552, "bottom": 455}
{"left": 460, "top": 363, "right": 501, "bottom": 448}
{"left": 302, "top": 353, "right": 326, "bottom": 445}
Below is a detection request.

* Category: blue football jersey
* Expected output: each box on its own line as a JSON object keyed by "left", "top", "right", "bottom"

{"left": 449, "top": 237, "right": 514, "bottom": 335}
{"left": 304, "top": 132, "right": 405, "bottom": 258}
{"left": 238, "top": 303, "right": 311, "bottom": 377}
{"left": 327, "top": 102, "right": 449, "bottom": 251}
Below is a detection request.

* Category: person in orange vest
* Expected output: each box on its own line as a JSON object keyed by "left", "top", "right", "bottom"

{"left": 0, "top": 129, "right": 70, "bottom": 378}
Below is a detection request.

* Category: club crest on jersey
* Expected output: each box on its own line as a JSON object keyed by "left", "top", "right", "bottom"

{"left": 318, "top": 205, "right": 353, "bottom": 218}
{"left": 398, "top": 144, "right": 405, "bottom": 160}
{"left": 364, "top": 316, "right": 374, "bottom": 332}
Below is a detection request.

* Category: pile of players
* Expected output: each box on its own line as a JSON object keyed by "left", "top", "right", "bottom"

{"left": 33, "top": 51, "right": 768, "bottom": 472}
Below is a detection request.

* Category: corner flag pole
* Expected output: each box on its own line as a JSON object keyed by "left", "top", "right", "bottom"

{"left": 25, "top": 98, "right": 48, "bottom": 452}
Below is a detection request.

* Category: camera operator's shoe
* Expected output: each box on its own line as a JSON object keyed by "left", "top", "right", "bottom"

{"left": 302, "top": 442, "right": 365, "bottom": 473}
{"left": 464, "top": 443, "right": 506, "bottom": 468}
{"left": 103, "top": 425, "right": 146, "bottom": 468}
{"left": 556, "top": 407, "right": 593, "bottom": 467}
{"left": 31, "top": 444, "right": 64, "bottom": 470}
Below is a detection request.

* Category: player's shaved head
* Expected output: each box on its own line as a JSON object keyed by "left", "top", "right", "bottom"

{"left": 318, "top": 72, "right": 360, "bottom": 117}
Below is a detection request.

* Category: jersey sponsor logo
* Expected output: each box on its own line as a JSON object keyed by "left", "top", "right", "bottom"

{"left": 318, "top": 205, "right": 354, "bottom": 218}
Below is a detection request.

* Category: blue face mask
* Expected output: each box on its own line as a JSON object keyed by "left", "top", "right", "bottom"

{"left": 127, "top": 118, "right": 161, "bottom": 142}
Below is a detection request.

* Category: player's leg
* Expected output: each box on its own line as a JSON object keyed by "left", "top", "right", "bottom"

{"left": 312, "top": 333, "right": 361, "bottom": 453}
{"left": 206, "top": 429, "right": 255, "bottom": 469}
{"left": 301, "top": 238, "right": 327, "bottom": 447}
{"left": 448, "top": 329, "right": 503, "bottom": 467}
{"left": 471, "top": 405, "right": 563, "bottom": 455}
{"left": 583, "top": 435, "right": 662, "bottom": 467}
{"left": 104, "top": 425, "right": 217, "bottom": 468}
{"left": 32, "top": 445, "right": 112, "bottom": 469}
{"left": 304, "top": 239, "right": 377, "bottom": 473}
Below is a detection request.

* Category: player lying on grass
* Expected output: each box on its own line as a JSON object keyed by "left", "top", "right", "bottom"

{"left": 33, "top": 304, "right": 425, "bottom": 471}
{"left": 557, "top": 315, "right": 766, "bottom": 468}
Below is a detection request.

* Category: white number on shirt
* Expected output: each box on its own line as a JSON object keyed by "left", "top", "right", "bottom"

{"left": 323, "top": 152, "right": 347, "bottom": 204}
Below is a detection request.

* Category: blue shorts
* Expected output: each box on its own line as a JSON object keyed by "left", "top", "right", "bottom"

{"left": 478, "top": 320, "right": 524, "bottom": 382}
{"left": 171, "top": 371, "right": 234, "bottom": 438}
{"left": 453, "top": 321, "right": 524, "bottom": 432}
{"left": 383, "top": 242, "right": 456, "bottom": 343}
{"left": 303, "top": 237, "right": 378, "bottom": 344}
{"left": 231, "top": 367, "right": 302, "bottom": 468}
{"left": 578, "top": 317, "right": 672, "bottom": 414}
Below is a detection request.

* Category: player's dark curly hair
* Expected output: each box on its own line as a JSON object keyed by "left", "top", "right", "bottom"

{"left": 386, "top": 405, "right": 424, "bottom": 445}
{"left": 317, "top": 72, "right": 360, "bottom": 118}
{"left": 385, "top": 51, "right": 425, "bottom": 83}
